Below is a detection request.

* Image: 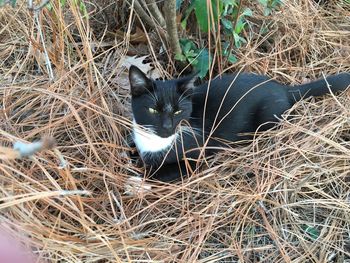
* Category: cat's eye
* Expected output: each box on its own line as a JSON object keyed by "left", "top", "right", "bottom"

{"left": 148, "top": 108, "right": 158, "bottom": 114}
{"left": 174, "top": 110, "right": 182, "bottom": 115}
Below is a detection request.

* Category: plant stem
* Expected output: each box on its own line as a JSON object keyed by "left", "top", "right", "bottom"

{"left": 163, "top": 0, "right": 181, "bottom": 55}
{"left": 132, "top": 0, "right": 157, "bottom": 29}
{"left": 232, "top": 0, "right": 242, "bottom": 32}
{"left": 35, "top": 12, "right": 54, "bottom": 80}
{"left": 144, "top": 0, "right": 166, "bottom": 27}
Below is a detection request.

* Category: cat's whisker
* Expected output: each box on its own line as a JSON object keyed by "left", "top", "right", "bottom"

{"left": 146, "top": 92, "right": 158, "bottom": 104}
{"left": 177, "top": 93, "right": 186, "bottom": 103}
{"left": 178, "top": 93, "right": 192, "bottom": 104}
{"left": 177, "top": 126, "right": 202, "bottom": 139}
{"left": 132, "top": 122, "right": 156, "bottom": 135}
{"left": 142, "top": 125, "right": 155, "bottom": 130}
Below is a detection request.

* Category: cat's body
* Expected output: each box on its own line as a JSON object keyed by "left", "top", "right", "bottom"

{"left": 129, "top": 66, "right": 350, "bottom": 182}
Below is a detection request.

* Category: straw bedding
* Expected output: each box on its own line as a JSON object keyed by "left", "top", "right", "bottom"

{"left": 0, "top": 0, "right": 349, "bottom": 262}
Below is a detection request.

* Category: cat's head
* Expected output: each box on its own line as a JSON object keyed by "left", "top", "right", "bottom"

{"left": 129, "top": 65, "right": 197, "bottom": 138}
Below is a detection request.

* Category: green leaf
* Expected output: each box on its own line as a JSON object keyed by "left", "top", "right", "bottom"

{"left": 233, "top": 32, "right": 246, "bottom": 48}
{"left": 260, "top": 23, "right": 270, "bottom": 34}
{"left": 216, "top": 0, "right": 224, "bottom": 16}
{"left": 10, "top": 0, "right": 16, "bottom": 7}
{"left": 243, "top": 7, "right": 253, "bottom": 17}
{"left": 180, "top": 38, "right": 194, "bottom": 48}
{"left": 194, "top": 0, "right": 210, "bottom": 32}
{"left": 263, "top": 7, "right": 272, "bottom": 16}
{"left": 233, "top": 33, "right": 240, "bottom": 48}
{"left": 222, "top": 41, "right": 230, "bottom": 55}
{"left": 222, "top": 0, "right": 237, "bottom": 16}
{"left": 179, "top": 39, "right": 211, "bottom": 78}
{"left": 175, "top": 53, "right": 186, "bottom": 62}
{"left": 179, "top": 39, "right": 199, "bottom": 61}
{"left": 180, "top": 39, "right": 197, "bottom": 55}
{"left": 194, "top": 0, "right": 221, "bottom": 33}
{"left": 222, "top": 0, "right": 237, "bottom": 6}
{"left": 80, "top": 1, "right": 88, "bottom": 17}
{"left": 189, "top": 58, "right": 199, "bottom": 67}
{"left": 46, "top": 2, "right": 53, "bottom": 10}
{"left": 180, "top": 2, "right": 195, "bottom": 29}
{"left": 184, "top": 41, "right": 193, "bottom": 54}
{"left": 258, "top": 0, "right": 268, "bottom": 6}
{"left": 271, "top": 0, "right": 282, "bottom": 8}
{"left": 222, "top": 43, "right": 237, "bottom": 64}
{"left": 221, "top": 17, "right": 233, "bottom": 31}
{"left": 227, "top": 54, "right": 237, "bottom": 64}
{"left": 259, "top": 0, "right": 282, "bottom": 14}
{"left": 194, "top": 49, "right": 211, "bottom": 78}
{"left": 234, "top": 19, "right": 246, "bottom": 34}
{"left": 181, "top": 19, "right": 187, "bottom": 30}
{"left": 186, "top": 49, "right": 198, "bottom": 59}
{"left": 302, "top": 225, "right": 320, "bottom": 240}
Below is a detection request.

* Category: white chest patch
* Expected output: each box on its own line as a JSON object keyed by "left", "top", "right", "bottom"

{"left": 132, "top": 121, "right": 176, "bottom": 154}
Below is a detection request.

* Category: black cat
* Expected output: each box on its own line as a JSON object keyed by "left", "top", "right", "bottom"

{"left": 129, "top": 65, "right": 350, "bottom": 182}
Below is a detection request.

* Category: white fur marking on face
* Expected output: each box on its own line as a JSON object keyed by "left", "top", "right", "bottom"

{"left": 132, "top": 120, "right": 176, "bottom": 154}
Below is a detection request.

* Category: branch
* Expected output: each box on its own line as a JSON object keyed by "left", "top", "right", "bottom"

{"left": 131, "top": 0, "right": 158, "bottom": 30}
{"left": 144, "top": 0, "right": 166, "bottom": 28}
{"left": 163, "top": 0, "right": 181, "bottom": 55}
{"left": 34, "top": 12, "right": 55, "bottom": 80}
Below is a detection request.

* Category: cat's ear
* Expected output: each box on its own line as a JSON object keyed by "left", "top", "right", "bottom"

{"left": 177, "top": 73, "right": 199, "bottom": 97}
{"left": 129, "top": 65, "right": 154, "bottom": 97}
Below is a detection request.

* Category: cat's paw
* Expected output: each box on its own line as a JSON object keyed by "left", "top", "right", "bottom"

{"left": 124, "top": 176, "right": 152, "bottom": 196}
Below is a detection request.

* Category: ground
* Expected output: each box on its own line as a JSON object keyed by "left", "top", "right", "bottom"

{"left": 0, "top": 0, "right": 349, "bottom": 262}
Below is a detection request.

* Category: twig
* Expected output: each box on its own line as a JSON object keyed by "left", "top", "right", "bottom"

{"left": 0, "top": 190, "right": 91, "bottom": 210}
{"left": 34, "top": 12, "right": 55, "bottom": 80}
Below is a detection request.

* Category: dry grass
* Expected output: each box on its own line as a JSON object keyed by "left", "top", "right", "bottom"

{"left": 0, "top": 0, "right": 350, "bottom": 262}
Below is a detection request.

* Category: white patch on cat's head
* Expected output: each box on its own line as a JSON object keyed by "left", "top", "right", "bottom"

{"left": 132, "top": 120, "right": 176, "bottom": 155}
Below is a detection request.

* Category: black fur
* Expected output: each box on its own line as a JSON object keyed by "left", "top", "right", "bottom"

{"left": 129, "top": 66, "right": 350, "bottom": 182}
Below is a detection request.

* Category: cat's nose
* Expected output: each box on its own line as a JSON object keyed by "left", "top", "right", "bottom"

{"left": 163, "top": 122, "right": 172, "bottom": 131}
{"left": 162, "top": 120, "right": 172, "bottom": 131}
